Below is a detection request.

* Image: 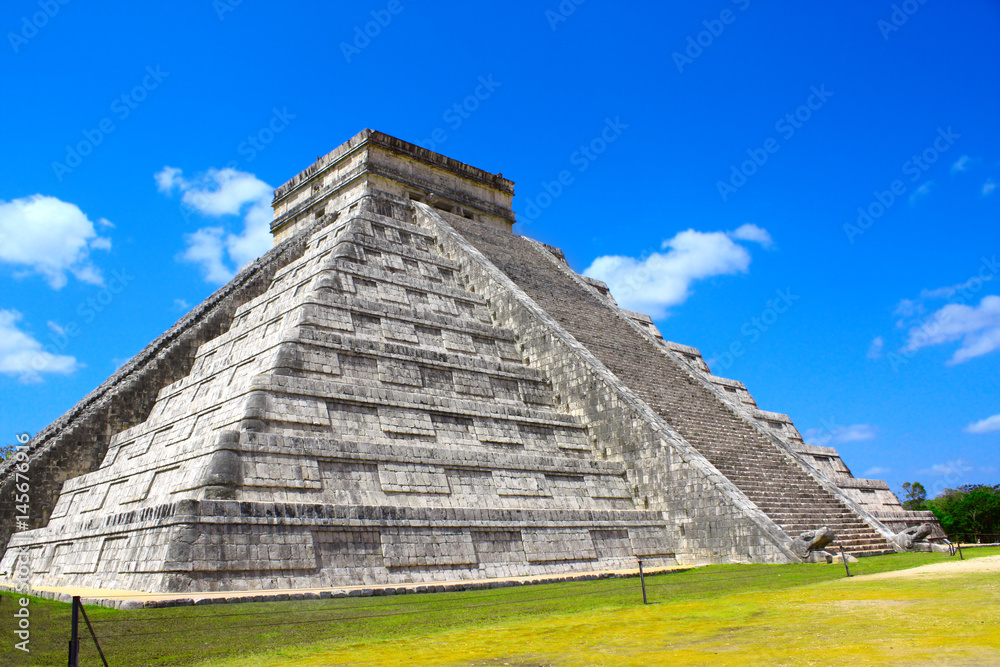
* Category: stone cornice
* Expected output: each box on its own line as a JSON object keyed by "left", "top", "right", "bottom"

{"left": 272, "top": 129, "right": 514, "bottom": 205}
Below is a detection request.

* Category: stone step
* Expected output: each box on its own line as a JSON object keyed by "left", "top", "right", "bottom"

{"left": 427, "top": 204, "right": 898, "bottom": 561}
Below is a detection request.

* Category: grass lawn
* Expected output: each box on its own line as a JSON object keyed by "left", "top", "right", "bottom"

{"left": 3, "top": 547, "right": 998, "bottom": 666}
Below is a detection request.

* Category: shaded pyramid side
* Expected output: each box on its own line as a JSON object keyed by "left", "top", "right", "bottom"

{"left": 425, "top": 204, "right": 896, "bottom": 556}
{"left": 2, "top": 193, "right": 678, "bottom": 593}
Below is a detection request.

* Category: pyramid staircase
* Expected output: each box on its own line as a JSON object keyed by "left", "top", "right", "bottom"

{"left": 433, "top": 209, "right": 895, "bottom": 556}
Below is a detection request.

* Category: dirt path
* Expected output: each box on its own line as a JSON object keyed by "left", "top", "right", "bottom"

{"left": 863, "top": 553, "right": 1000, "bottom": 580}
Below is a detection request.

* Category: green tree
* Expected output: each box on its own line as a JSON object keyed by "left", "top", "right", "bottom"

{"left": 901, "top": 481, "right": 927, "bottom": 510}
{"left": 925, "top": 484, "right": 1000, "bottom": 540}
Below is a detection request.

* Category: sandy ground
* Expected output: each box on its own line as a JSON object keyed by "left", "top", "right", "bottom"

{"left": 864, "top": 553, "right": 1000, "bottom": 580}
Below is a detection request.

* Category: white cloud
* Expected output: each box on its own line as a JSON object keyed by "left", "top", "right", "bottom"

{"left": 965, "top": 414, "right": 1000, "bottom": 434}
{"left": 729, "top": 223, "right": 773, "bottom": 249}
{"left": 830, "top": 423, "right": 877, "bottom": 444}
{"left": 862, "top": 466, "right": 891, "bottom": 477}
{"left": 866, "top": 336, "right": 884, "bottom": 359}
{"left": 173, "top": 298, "right": 190, "bottom": 311}
{"left": 888, "top": 268, "right": 1000, "bottom": 365}
{"left": 893, "top": 298, "right": 924, "bottom": 319}
{"left": 904, "top": 295, "right": 1000, "bottom": 364}
{"left": 908, "top": 181, "right": 934, "bottom": 206}
{"left": 0, "top": 195, "right": 112, "bottom": 289}
{"left": 156, "top": 167, "right": 274, "bottom": 283}
{"left": 983, "top": 179, "right": 996, "bottom": 197}
{"left": 155, "top": 166, "right": 183, "bottom": 193}
{"left": 950, "top": 155, "right": 972, "bottom": 174}
{"left": 181, "top": 227, "right": 231, "bottom": 284}
{"left": 917, "top": 459, "right": 973, "bottom": 479}
{"left": 0, "top": 309, "right": 79, "bottom": 383}
{"left": 583, "top": 226, "right": 770, "bottom": 318}
{"left": 919, "top": 275, "right": 994, "bottom": 300}
{"left": 803, "top": 423, "right": 877, "bottom": 446}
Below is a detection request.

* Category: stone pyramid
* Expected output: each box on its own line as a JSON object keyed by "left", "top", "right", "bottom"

{"left": 0, "top": 130, "right": 938, "bottom": 594}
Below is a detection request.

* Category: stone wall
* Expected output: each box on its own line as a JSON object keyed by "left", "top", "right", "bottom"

{"left": 2, "top": 195, "right": 682, "bottom": 592}
{"left": 0, "top": 215, "right": 331, "bottom": 552}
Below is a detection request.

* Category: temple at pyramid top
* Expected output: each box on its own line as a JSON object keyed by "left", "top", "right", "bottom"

{"left": 270, "top": 129, "right": 516, "bottom": 242}
{"left": 0, "top": 130, "right": 944, "bottom": 597}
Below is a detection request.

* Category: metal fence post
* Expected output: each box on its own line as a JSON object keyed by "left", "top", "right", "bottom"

{"left": 68, "top": 596, "right": 80, "bottom": 667}
{"left": 78, "top": 596, "right": 110, "bottom": 667}
{"left": 638, "top": 559, "right": 648, "bottom": 604}
{"left": 839, "top": 546, "right": 852, "bottom": 577}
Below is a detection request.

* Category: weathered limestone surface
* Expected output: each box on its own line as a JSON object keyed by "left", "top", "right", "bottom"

{"left": 0, "top": 214, "right": 329, "bottom": 553}
{"left": 270, "top": 129, "right": 515, "bottom": 243}
{"left": 788, "top": 527, "right": 835, "bottom": 559}
{"left": 651, "top": 338, "right": 933, "bottom": 532}
{"left": 432, "top": 208, "right": 899, "bottom": 556}
{"left": 891, "top": 523, "right": 948, "bottom": 552}
{"left": 420, "top": 204, "right": 797, "bottom": 564}
{"left": 1, "top": 192, "right": 677, "bottom": 592}
{"left": 0, "top": 129, "right": 937, "bottom": 594}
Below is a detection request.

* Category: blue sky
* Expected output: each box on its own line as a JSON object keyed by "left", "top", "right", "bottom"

{"left": 1, "top": 0, "right": 997, "bottom": 498}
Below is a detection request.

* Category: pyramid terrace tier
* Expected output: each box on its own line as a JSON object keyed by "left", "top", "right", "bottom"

{"left": 5, "top": 500, "right": 680, "bottom": 592}
{"left": 57, "top": 424, "right": 634, "bottom": 514}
